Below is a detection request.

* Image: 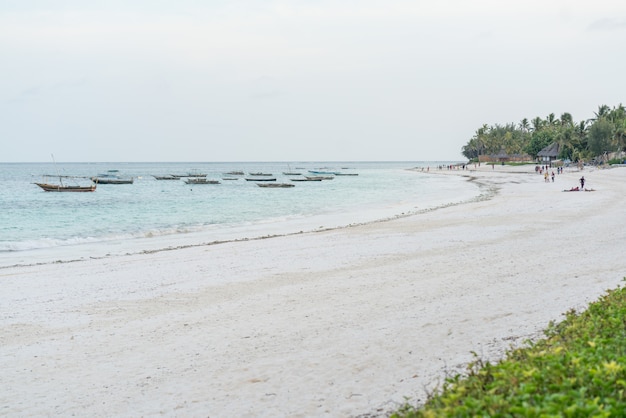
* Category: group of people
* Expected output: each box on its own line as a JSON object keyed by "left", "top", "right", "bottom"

{"left": 536, "top": 165, "right": 564, "bottom": 175}
{"left": 535, "top": 164, "right": 590, "bottom": 191}
{"left": 536, "top": 165, "right": 568, "bottom": 183}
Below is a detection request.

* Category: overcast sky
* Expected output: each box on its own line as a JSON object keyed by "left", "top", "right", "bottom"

{"left": 1, "top": 1, "right": 625, "bottom": 162}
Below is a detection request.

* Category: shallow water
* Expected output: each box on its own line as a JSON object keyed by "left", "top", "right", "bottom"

{"left": 0, "top": 161, "right": 477, "bottom": 267}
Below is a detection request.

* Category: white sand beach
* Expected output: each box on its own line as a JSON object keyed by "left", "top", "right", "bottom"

{"left": 2, "top": 164, "right": 625, "bottom": 417}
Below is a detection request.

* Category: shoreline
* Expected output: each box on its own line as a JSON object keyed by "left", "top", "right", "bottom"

{"left": 0, "top": 168, "right": 483, "bottom": 270}
{"left": 2, "top": 165, "right": 625, "bottom": 417}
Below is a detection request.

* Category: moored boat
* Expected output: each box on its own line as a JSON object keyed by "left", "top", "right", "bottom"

{"left": 153, "top": 175, "right": 179, "bottom": 180}
{"left": 91, "top": 170, "right": 134, "bottom": 184}
{"left": 34, "top": 175, "right": 97, "bottom": 192}
{"left": 305, "top": 175, "right": 334, "bottom": 180}
{"left": 171, "top": 169, "right": 207, "bottom": 178}
{"left": 308, "top": 170, "right": 341, "bottom": 175}
{"left": 245, "top": 177, "right": 277, "bottom": 181}
{"left": 257, "top": 183, "right": 295, "bottom": 188}
{"left": 185, "top": 178, "right": 220, "bottom": 184}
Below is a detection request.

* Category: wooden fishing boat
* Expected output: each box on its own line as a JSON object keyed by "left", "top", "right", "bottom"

{"left": 91, "top": 170, "right": 134, "bottom": 184}
{"left": 184, "top": 178, "right": 220, "bottom": 185}
{"left": 153, "top": 175, "right": 179, "bottom": 180}
{"left": 305, "top": 175, "right": 334, "bottom": 180}
{"left": 35, "top": 176, "right": 97, "bottom": 192}
{"left": 308, "top": 170, "right": 340, "bottom": 175}
{"left": 282, "top": 164, "right": 301, "bottom": 175}
{"left": 257, "top": 183, "right": 295, "bottom": 188}
{"left": 170, "top": 170, "right": 207, "bottom": 178}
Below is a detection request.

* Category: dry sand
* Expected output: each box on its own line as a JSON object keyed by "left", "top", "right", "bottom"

{"left": 2, "top": 164, "right": 625, "bottom": 417}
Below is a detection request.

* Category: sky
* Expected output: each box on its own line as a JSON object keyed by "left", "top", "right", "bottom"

{"left": 1, "top": 0, "right": 625, "bottom": 162}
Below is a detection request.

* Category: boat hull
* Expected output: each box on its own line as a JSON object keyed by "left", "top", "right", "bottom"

{"left": 92, "top": 178, "right": 134, "bottom": 184}
{"left": 185, "top": 179, "right": 220, "bottom": 184}
{"left": 257, "top": 183, "right": 295, "bottom": 188}
{"left": 35, "top": 183, "right": 96, "bottom": 192}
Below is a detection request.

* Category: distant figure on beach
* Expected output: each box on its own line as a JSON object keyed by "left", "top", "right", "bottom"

{"left": 580, "top": 176, "right": 585, "bottom": 189}
{"left": 551, "top": 171, "right": 555, "bottom": 182}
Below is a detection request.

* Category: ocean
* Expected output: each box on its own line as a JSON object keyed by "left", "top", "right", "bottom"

{"left": 0, "top": 161, "right": 478, "bottom": 268}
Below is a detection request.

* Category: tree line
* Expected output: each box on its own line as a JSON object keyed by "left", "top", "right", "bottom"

{"left": 461, "top": 104, "right": 626, "bottom": 162}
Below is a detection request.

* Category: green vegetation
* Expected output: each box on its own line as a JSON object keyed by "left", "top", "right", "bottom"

{"left": 461, "top": 104, "right": 626, "bottom": 162}
{"left": 391, "top": 284, "right": 626, "bottom": 417}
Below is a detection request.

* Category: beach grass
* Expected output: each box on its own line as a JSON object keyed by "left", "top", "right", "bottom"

{"left": 392, "top": 281, "right": 626, "bottom": 417}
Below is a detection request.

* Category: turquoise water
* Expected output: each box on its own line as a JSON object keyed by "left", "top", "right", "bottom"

{"left": 0, "top": 161, "right": 477, "bottom": 267}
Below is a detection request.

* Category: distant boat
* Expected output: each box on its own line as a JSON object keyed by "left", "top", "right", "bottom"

{"left": 257, "top": 183, "right": 295, "bottom": 188}
{"left": 184, "top": 178, "right": 220, "bottom": 185}
{"left": 335, "top": 173, "right": 358, "bottom": 176}
{"left": 91, "top": 170, "right": 134, "bottom": 184}
{"left": 225, "top": 171, "right": 244, "bottom": 176}
{"left": 153, "top": 175, "right": 179, "bottom": 180}
{"left": 305, "top": 175, "right": 334, "bottom": 180}
{"left": 308, "top": 170, "right": 340, "bottom": 175}
{"left": 245, "top": 177, "right": 276, "bottom": 182}
{"left": 172, "top": 169, "right": 207, "bottom": 178}
{"left": 248, "top": 172, "right": 273, "bottom": 176}
{"left": 290, "top": 177, "right": 322, "bottom": 182}
{"left": 35, "top": 175, "right": 96, "bottom": 192}
{"left": 282, "top": 164, "right": 301, "bottom": 175}
{"left": 35, "top": 154, "right": 97, "bottom": 192}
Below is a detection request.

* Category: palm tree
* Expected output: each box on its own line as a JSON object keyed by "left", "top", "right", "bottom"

{"left": 531, "top": 117, "right": 544, "bottom": 132}
{"left": 595, "top": 104, "right": 611, "bottom": 119}
{"left": 555, "top": 125, "right": 575, "bottom": 160}
{"left": 519, "top": 118, "right": 530, "bottom": 133}
{"left": 560, "top": 112, "right": 573, "bottom": 127}
{"left": 609, "top": 104, "right": 625, "bottom": 123}
{"left": 546, "top": 113, "right": 558, "bottom": 126}
{"left": 613, "top": 118, "right": 626, "bottom": 152}
{"left": 588, "top": 104, "right": 611, "bottom": 124}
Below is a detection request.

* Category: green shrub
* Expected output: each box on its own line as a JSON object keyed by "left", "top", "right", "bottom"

{"left": 392, "top": 284, "right": 626, "bottom": 417}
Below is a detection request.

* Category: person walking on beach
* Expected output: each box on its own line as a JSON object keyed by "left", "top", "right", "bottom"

{"left": 580, "top": 176, "right": 585, "bottom": 189}
{"left": 551, "top": 171, "right": 555, "bottom": 182}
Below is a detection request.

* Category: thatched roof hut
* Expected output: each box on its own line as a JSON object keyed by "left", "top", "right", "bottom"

{"left": 537, "top": 143, "right": 560, "bottom": 162}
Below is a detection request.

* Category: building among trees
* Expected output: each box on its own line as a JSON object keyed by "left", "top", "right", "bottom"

{"left": 537, "top": 143, "right": 560, "bottom": 165}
